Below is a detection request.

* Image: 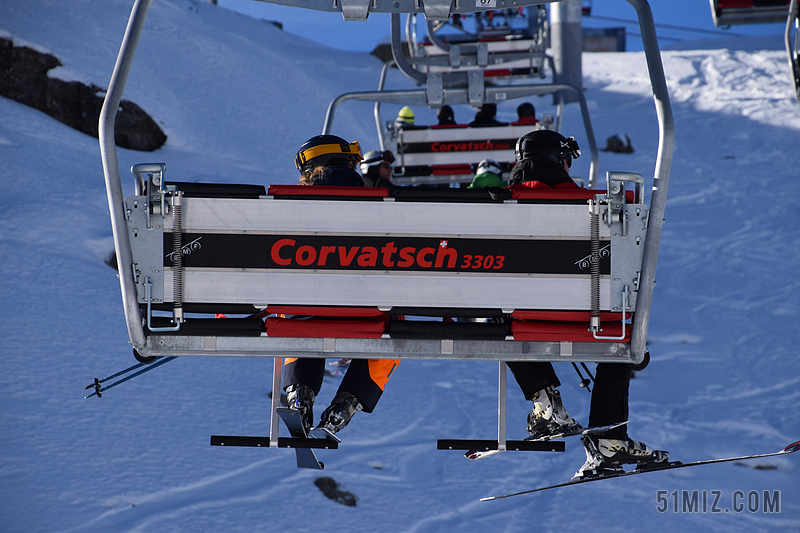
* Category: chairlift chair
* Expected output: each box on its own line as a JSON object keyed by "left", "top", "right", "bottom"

{"left": 710, "top": 0, "right": 791, "bottom": 26}
{"left": 710, "top": 0, "right": 799, "bottom": 100}
{"left": 99, "top": 0, "right": 674, "bottom": 458}
{"left": 325, "top": 10, "right": 596, "bottom": 186}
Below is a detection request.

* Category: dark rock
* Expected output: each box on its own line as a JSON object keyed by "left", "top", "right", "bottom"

{"left": 0, "top": 37, "right": 166, "bottom": 151}
{"left": 601, "top": 133, "right": 634, "bottom": 154}
{"left": 314, "top": 476, "right": 357, "bottom": 507}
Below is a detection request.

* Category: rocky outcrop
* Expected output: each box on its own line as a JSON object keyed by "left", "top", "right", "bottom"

{"left": 0, "top": 37, "right": 166, "bottom": 151}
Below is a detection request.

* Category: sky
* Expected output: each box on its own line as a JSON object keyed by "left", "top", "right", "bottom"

{"left": 1, "top": 0, "right": 799, "bottom": 532}
{"left": 218, "top": 0, "right": 788, "bottom": 52}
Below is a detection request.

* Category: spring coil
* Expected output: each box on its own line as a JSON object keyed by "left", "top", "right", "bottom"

{"left": 172, "top": 198, "right": 183, "bottom": 317}
{"left": 590, "top": 203, "right": 600, "bottom": 320}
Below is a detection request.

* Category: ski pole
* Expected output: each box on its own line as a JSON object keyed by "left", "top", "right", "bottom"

{"left": 571, "top": 362, "right": 592, "bottom": 392}
{"left": 85, "top": 361, "right": 150, "bottom": 391}
{"left": 84, "top": 356, "right": 178, "bottom": 398}
{"left": 580, "top": 362, "right": 596, "bottom": 383}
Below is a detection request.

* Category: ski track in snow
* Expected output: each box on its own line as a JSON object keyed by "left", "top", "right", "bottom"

{"left": 2, "top": 1, "right": 800, "bottom": 532}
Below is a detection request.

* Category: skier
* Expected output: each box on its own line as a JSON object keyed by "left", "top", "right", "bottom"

{"left": 468, "top": 103, "right": 507, "bottom": 128}
{"left": 436, "top": 105, "right": 457, "bottom": 126}
{"left": 285, "top": 134, "right": 401, "bottom": 435}
{"left": 359, "top": 149, "right": 396, "bottom": 188}
{"left": 466, "top": 159, "right": 506, "bottom": 189}
{"left": 512, "top": 102, "right": 539, "bottom": 126}
{"left": 394, "top": 106, "right": 422, "bottom": 129}
{"left": 508, "top": 129, "right": 668, "bottom": 477}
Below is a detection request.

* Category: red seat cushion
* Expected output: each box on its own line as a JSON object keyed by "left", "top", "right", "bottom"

{"left": 265, "top": 317, "right": 386, "bottom": 338}
{"left": 264, "top": 306, "right": 385, "bottom": 318}
{"left": 268, "top": 185, "right": 388, "bottom": 197}
{"left": 511, "top": 320, "right": 630, "bottom": 342}
{"left": 512, "top": 310, "right": 632, "bottom": 322}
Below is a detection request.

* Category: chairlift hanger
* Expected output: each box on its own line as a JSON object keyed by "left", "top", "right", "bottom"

{"left": 97, "top": 0, "right": 673, "bottom": 463}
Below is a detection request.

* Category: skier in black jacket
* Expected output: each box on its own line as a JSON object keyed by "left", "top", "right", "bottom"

{"left": 507, "top": 130, "right": 668, "bottom": 478}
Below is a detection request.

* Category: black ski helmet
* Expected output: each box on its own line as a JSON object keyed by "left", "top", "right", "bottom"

{"left": 359, "top": 150, "right": 395, "bottom": 174}
{"left": 294, "top": 134, "right": 363, "bottom": 174}
{"left": 515, "top": 130, "right": 581, "bottom": 167}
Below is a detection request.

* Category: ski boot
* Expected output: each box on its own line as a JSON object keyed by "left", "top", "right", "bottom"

{"left": 573, "top": 434, "right": 669, "bottom": 480}
{"left": 526, "top": 386, "right": 582, "bottom": 440}
{"left": 318, "top": 391, "right": 362, "bottom": 436}
{"left": 285, "top": 384, "right": 315, "bottom": 434}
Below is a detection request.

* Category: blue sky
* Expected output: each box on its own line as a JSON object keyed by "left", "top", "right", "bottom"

{"left": 218, "top": 0, "right": 786, "bottom": 52}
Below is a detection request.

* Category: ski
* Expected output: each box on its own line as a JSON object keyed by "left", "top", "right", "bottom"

{"left": 480, "top": 440, "right": 800, "bottom": 501}
{"left": 454, "top": 440, "right": 564, "bottom": 460}
{"left": 524, "top": 421, "right": 630, "bottom": 443}
{"left": 464, "top": 422, "right": 628, "bottom": 460}
{"left": 309, "top": 426, "right": 341, "bottom": 443}
{"left": 465, "top": 448, "right": 504, "bottom": 460}
{"left": 276, "top": 407, "right": 325, "bottom": 470}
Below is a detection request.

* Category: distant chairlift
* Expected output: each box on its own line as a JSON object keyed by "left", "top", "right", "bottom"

{"left": 710, "top": 0, "right": 800, "bottom": 100}
{"left": 98, "top": 0, "right": 673, "bottom": 459}
{"left": 710, "top": 0, "right": 791, "bottom": 26}
{"left": 330, "top": 11, "right": 597, "bottom": 186}
{"left": 413, "top": 7, "right": 551, "bottom": 81}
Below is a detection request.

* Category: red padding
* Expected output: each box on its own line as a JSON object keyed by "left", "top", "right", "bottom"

{"left": 431, "top": 164, "right": 474, "bottom": 176}
{"left": 268, "top": 185, "right": 389, "bottom": 197}
{"left": 717, "top": 1, "right": 756, "bottom": 7}
{"left": 265, "top": 317, "right": 386, "bottom": 338}
{"left": 510, "top": 187, "right": 635, "bottom": 203}
{"left": 483, "top": 69, "right": 513, "bottom": 78}
{"left": 511, "top": 320, "right": 631, "bottom": 342}
{"left": 512, "top": 310, "right": 632, "bottom": 322}
{"left": 265, "top": 306, "right": 385, "bottom": 318}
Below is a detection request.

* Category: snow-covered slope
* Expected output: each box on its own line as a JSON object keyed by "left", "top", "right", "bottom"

{"left": 1, "top": 1, "right": 798, "bottom": 532}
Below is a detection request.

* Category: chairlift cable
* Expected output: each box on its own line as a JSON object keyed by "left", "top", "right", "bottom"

{"left": 586, "top": 14, "right": 750, "bottom": 37}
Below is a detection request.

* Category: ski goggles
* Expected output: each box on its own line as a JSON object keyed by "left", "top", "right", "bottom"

{"left": 294, "top": 140, "right": 363, "bottom": 171}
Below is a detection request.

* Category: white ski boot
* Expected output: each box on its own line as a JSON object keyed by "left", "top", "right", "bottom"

{"left": 526, "top": 386, "right": 582, "bottom": 439}
{"left": 574, "top": 434, "right": 669, "bottom": 479}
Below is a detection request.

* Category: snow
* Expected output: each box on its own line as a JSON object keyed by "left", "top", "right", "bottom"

{"left": 1, "top": 0, "right": 799, "bottom": 532}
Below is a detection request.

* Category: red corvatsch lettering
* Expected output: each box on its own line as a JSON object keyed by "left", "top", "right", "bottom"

{"left": 431, "top": 140, "right": 496, "bottom": 152}
{"left": 269, "top": 240, "right": 501, "bottom": 271}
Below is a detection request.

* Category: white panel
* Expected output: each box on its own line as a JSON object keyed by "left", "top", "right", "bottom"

{"left": 171, "top": 198, "right": 608, "bottom": 240}
{"left": 400, "top": 150, "right": 515, "bottom": 166}
{"left": 398, "top": 124, "right": 537, "bottom": 143}
{"left": 165, "top": 270, "right": 613, "bottom": 311}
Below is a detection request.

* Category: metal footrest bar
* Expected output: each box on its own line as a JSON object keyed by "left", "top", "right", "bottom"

{"left": 211, "top": 435, "right": 338, "bottom": 449}
{"left": 437, "top": 439, "right": 565, "bottom": 452}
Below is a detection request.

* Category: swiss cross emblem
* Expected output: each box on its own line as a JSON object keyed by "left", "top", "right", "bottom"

{"left": 440, "top": 240, "right": 448, "bottom": 248}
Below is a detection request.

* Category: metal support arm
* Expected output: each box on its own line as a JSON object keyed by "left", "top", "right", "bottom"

{"left": 625, "top": 0, "right": 675, "bottom": 360}
{"left": 99, "top": 0, "right": 154, "bottom": 352}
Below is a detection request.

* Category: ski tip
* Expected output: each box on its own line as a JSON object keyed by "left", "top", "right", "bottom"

{"left": 783, "top": 441, "right": 800, "bottom": 454}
